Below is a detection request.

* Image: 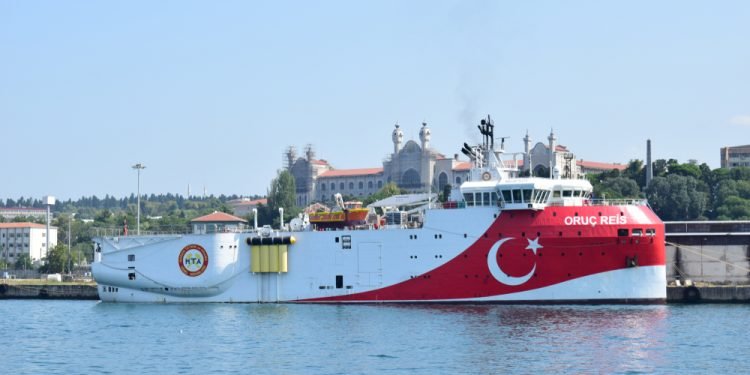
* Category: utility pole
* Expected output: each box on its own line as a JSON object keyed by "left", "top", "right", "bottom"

{"left": 132, "top": 163, "right": 146, "bottom": 235}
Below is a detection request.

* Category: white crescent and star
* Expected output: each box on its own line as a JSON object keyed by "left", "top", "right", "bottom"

{"left": 487, "top": 237, "right": 542, "bottom": 286}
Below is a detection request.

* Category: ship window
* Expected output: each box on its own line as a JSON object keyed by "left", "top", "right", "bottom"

{"left": 512, "top": 190, "right": 522, "bottom": 204}
{"left": 553, "top": 190, "right": 561, "bottom": 198}
{"left": 563, "top": 190, "right": 573, "bottom": 197}
{"left": 341, "top": 235, "right": 352, "bottom": 249}
{"left": 491, "top": 192, "right": 498, "bottom": 206}
{"left": 522, "top": 190, "right": 532, "bottom": 203}
{"left": 128, "top": 254, "right": 135, "bottom": 262}
{"left": 500, "top": 190, "right": 511, "bottom": 203}
{"left": 632, "top": 229, "right": 643, "bottom": 236}
{"left": 646, "top": 228, "right": 656, "bottom": 236}
{"left": 336, "top": 275, "right": 343, "bottom": 289}
{"left": 128, "top": 272, "right": 136, "bottom": 280}
{"left": 617, "top": 228, "right": 629, "bottom": 236}
{"left": 483, "top": 192, "right": 490, "bottom": 206}
{"left": 464, "top": 193, "right": 475, "bottom": 206}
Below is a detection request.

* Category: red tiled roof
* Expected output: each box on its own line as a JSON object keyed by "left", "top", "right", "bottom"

{"left": 191, "top": 212, "right": 247, "bottom": 223}
{"left": 0, "top": 222, "right": 49, "bottom": 229}
{"left": 453, "top": 162, "right": 472, "bottom": 171}
{"left": 555, "top": 145, "right": 568, "bottom": 152}
{"left": 578, "top": 160, "right": 626, "bottom": 171}
{"left": 319, "top": 168, "right": 384, "bottom": 178}
{"left": 232, "top": 198, "right": 267, "bottom": 206}
{"left": 311, "top": 159, "right": 330, "bottom": 166}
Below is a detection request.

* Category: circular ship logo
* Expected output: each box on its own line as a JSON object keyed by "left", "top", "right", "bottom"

{"left": 179, "top": 244, "right": 209, "bottom": 277}
{"left": 487, "top": 237, "right": 542, "bottom": 286}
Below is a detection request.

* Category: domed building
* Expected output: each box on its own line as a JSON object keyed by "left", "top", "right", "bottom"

{"left": 286, "top": 123, "right": 624, "bottom": 206}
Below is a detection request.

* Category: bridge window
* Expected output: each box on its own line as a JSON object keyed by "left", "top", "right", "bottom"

{"left": 522, "top": 190, "right": 532, "bottom": 203}
{"left": 512, "top": 190, "right": 522, "bottom": 203}
{"left": 501, "top": 190, "right": 512, "bottom": 204}
{"left": 646, "top": 229, "right": 656, "bottom": 236}
{"left": 553, "top": 190, "right": 561, "bottom": 198}
{"left": 563, "top": 190, "right": 573, "bottom": 197}
{"left": 632, "top": 228, "right": 643, "bottom": 236}
{"left": 617, "top": 228, "right": 629, "bottom": 236}
{"left": 464, "top": 193, "right": 475, "bottom": 207}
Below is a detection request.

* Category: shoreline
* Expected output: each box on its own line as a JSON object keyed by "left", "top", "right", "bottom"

{"left": 3, "top": 282, "right": 750, "bottom": 303}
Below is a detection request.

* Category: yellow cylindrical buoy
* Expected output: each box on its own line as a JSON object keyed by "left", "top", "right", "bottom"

{"left": 251, "top": 246, "right": 261, "bottom": 273}
{"left": 260, "top": 245, "right": 270, "bottom": 273}
{"left": 278, "top": 245, "right": 288, "bottom": 273}
{"left": 269, "top": 244, "right": 279, "bottom": 272}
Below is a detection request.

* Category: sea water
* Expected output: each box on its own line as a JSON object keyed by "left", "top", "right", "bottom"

{"left": 1, "top": 301, "right": 749, "bottom": 374}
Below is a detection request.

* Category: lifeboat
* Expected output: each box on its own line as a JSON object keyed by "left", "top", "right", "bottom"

{"left": 309, "top": 194, "right": 370, "bottom": 229}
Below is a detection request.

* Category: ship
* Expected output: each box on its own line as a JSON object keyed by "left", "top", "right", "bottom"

{"left": 91, "top": 116, "right": 666, "bottom": 303}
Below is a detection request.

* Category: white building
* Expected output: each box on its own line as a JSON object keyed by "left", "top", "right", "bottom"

{"left": 0, "top": 222, "right": 57, "bottom": 265}
{"left": 0, "top": 207, "right": 46, "bottom": 221}
{"left": 227, "top": 198, "right": 268, "bottom": 217}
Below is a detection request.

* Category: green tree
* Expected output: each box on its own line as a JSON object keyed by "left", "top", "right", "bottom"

{"left": 14, "top": 253, "right": 33, "bottom": 270}
{"left": 595, "top": 177, "right": 641, "bottom": 199}
{"left": 645, "top": 175, "right": 708, "bottom": 220}
{"left": 39, "top": 244, "right": 69, "bottom": 274}
{"left": 262, "top": 170, "right": 299, "bottom": 226}
{"left": 363, "top": 182, "right": 405, "bottom": 206}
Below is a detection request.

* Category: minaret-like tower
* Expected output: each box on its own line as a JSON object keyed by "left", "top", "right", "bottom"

{"left": 646, "top": 139, "right": 653, "bottom": 186}
{"left": 523, "top": 130, "right": 531, "bottom": 174}
{"left": 392, "top": 124, "right": 403, "bottom": 155}
{"left": 419, "top": 122, "right": 431, "bottom": 150}
{"left": 548, "top": 129, "right": 557, "bottom": 178}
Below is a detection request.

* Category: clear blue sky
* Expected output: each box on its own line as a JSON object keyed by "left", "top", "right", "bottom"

{"left": 2, "top": 1, "right": 748, "bottom": 201}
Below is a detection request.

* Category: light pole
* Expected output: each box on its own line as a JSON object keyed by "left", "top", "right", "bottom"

{"left": 43, "top": 196, "right": 55, "bottom": 263}
{"left": 132, "top": 163, "right": 146, "bottom": 235}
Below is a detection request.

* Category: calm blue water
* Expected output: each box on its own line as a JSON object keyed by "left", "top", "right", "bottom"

{"left": 1, "top": 301, "right": 748, "bottom": 374}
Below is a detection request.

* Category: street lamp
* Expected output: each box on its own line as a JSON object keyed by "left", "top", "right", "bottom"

{"left": 132, "top": 163, "right": 146, "bottom": 235}
{"left": 43, "top": 196, "right": 55, "bottom": 262}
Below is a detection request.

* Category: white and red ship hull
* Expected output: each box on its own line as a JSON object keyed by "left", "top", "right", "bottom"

{"left": 92, "top": 204, "right": 666, "bottom": 303}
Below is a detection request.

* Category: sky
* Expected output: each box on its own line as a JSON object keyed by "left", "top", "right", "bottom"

{"left": 1, "top": 1, "right": 749, "bottom": 201}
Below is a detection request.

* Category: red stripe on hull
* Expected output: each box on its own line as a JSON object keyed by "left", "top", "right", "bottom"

{"left": 301, "top": 205, "right": 665, "bottom": 302}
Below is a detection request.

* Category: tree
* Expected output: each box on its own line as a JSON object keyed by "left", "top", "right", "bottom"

{"left": 595, "top": 177, "right": 641, "bottom": 199}
{"left": 645, "top": 175, "right": 708, "bottom": 220}
{"left": 14, "top": 253, "right": 33, "bottom": 270}
{"left": 262, "top": 170, "right": 299, "bottom": 226}
{"left": 39, "top": 244, "right": 69, "bottom": 274}
{"left": 363, "top": 182, "right": 405, "bottom": 206}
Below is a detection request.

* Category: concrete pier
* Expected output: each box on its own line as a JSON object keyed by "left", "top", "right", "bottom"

{"left": 667, "top": 285, "right": 750, "bottom": 303}
{"left": 0, "top": 283, "right": 98, "bottom": 300}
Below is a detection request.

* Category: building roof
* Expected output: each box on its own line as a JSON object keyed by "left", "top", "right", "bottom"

{"left": 578, "top": 160, "right": 626, "bottom": 171}
{"left": 319, "top": 168, "right": 384, "bottom": 178}
{"left": 0, "top": 207, "right": 45, "bottom": 212}
{"left": 0, "top": 222, "right": 51, "bottom": 229}
{"left": 230, "top": 198, "right": 267, "bottom": 207}
{"left": 311, "top": 159, "right": 330, "bottom": 166}
{"left": 453, "top": 161, "right": 472, "bottom": 171}
{"left": 190, "top": 211, "right": 247, "bottom": 223}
